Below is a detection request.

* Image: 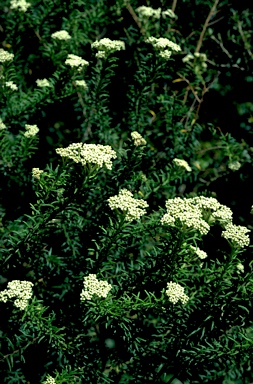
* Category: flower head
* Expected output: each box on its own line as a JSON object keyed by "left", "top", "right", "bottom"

{"left": 91, "top": 38, "right": 125, "bottom": 58}
{"left": 42, "top": 376, "right": 56, "bottom": 384}
{"left": 190, "top": 245, "right": 208, "bottom": 259}
{"left": 51, "top": 30, "right": 71, "bottom": 41}
{"left": 0, "top": 280, "right": 33, "bottom": 310}
{"left": 5, "top": 81, "right": 18, "bottom": 91}
{"left": 36, "top": 79, "right": 51, "bottom": 88}
{"left": 75, "top": 80, "right": 88, "bottom": 89}
{"left": 228, "top": 161, "right": 241, "bottom": 171}
{"left": 80, "top": 274, "right": 112, "bottom": 301}
{"left": 32, "top": 168, "right": 44, "bottom": 179}
{"left": 65, "top": 54, "right": 89, "bottom": 72}
{"left": 165, "top": 281, "right": 189, "bottom": 304}
{"left": 221, "top": 223, "right": 250, "bottom": 248}
{"left": 23, "top": 124, "right": 39, "bottom": 138}
{"left": 108, "top": 189, "right": 148, "bottom": 222}
{"left": 135, "top": 6, "right": 161, "bottom": 19}
{"left": 131, "top": 131, "right": 147, "bottom": 146}
{"left": 173, "top": 158, "right": 192, "bottom": 172}
{"left": 10, "top": 0, "right": 31, "bottom": 12}
{"left": 0, "top": 118, "right": 6, "bottom": 130}
{"left": 56, "top": 143, "right": 117, "bottom": 170}
{"left": 0, "top": 48, "right": 14, "bottom": 63}
{"left": 146, "top": 37, "right": 181, "bottom": 52}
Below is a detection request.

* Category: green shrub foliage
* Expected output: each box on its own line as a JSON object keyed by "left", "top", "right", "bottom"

{"left": 0, "top": 0, "right": 253, "bottom": 383}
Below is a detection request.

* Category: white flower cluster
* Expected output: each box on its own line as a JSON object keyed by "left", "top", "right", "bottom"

{"left": 182, "top": 52, "right": 208, "bottom": 71}
{"left": 80, "top": 274, "right": 112, "bottom": 301}
{"left": 108, "top": 189, "right": 148, "bottom": 222}
{"left": 10, "top": 0, "right": 31, "bottom": 12}
{"left": 190, "top": 196, "right": 233, "bottom": 226}
{"left": 91, "top": 38, "right": 125, "bottom": 58}
{"left": 166, "top": 281, "right": 189, "bottom": 304}
{"left": 0, "top": 118, "right": 6, "bottom": 130}
{"left": 190, "top": 245, "right": 208, "bottom": 259}
{"left": 56, "top": 143, "right": 117, "bottom": 170}
{"left": 221, "top": 223, "right": 250, "bottom": 248}
{"left": 5, "top": 81, "right": 18, "bottom": 91}
{"left": 0, "top": 280, "right": 33, "bottom": 310}
{"left": 32, "top": 168, "right": 44, "bottom": 179}
{"left": 136, "top": 6, "right": 176, "bottom": 19}
{"left": 75, "top": 80, "right": 88, "bottom": 89}
{"left": 173, "top": 158, "right": 192, "bottom": 172}
{"left": 0, "top": 48, "right": 14, "bottom": 63}
{"left": 51, "top": 30, "right": 71, "bottom": 41}
{"left": 23, "top": 124, "right": 39, "bottom": 138}
{"left": 236, "top": 263, "right": 244, "bottom": 273}
{"left": 36, "top": 78, "right": 51, "bottom": 88}
{"left": 146, "top": 37, "right": 181, "bottom": 61}
{"left": 161, "top": 197, "right": 210, "bottom": 235}
{"left": 161, "top": 196, "right": 234, "bottom": 235}
{"left": 136, "top": 6, "right": 161, "bottom": 19}
{"left": 228, "top": 161, "right": 241, "bottom": 171}
{"left": 65, "top": 54, "right": 89, "bottom": 72}
{"left": 42, "top": 375, "right": 56, "bottom": 384}
{"left": 131, "top": 131, "right": 147, "bottom": 146}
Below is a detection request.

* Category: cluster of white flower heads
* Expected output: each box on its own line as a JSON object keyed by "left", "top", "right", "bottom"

{"left": 91, "top": 38, "right": 125, "bottom": 58}
{"left": 56, "top": 143, "right": 117, "bottom": 170}
{"left": 75, "top": 80, "right": 88, "bottom": 89}
{"left": 161, "top": 197, "right": 210, "bottom": 235}
{"left": 0, "top": 48, "right": 14, "bottom": 63}
{"left": 36, "top": 78, "right": 51, "bottom": 88}
{"left": 23, "top": 124, "right": 39, "bottom": 138}
{"left": 161, "top": 196, "right": 235, "bottom": 235}
{"left": 65, "top": 54, "right": 89, "bottom": 72}
{"left": 0, "top": 118, "right": 6, "bottom": 130}
{"left": 51, "top": 30, "right": 71, "bottom": 41}
{"left": 108, "top": 189, "right": 148, "bottom": 222}
{"left": 221, "top": 223, "right": 250, "bottom": 248}
{"left": 190, "top": 245, "right": 208, "bottom": 259}
{"left": 131, "top": 131, "right": 147, "bottom": 146}
{"left": 80, "top": 274, "right": 112, "bottom": 301}
{"left": 42, "top": 375, "right": 56, "bottom": 384}
{"left": 136, "top": 6, "right": 176, "bottom": 19}
{"left": 146, "top": 37, "right": 181, "bottom": 61}
{"left": 5, "top": 81, "right": 18, "bottom": 91}
{"left": 228, "top": 161, "right": 241, "bottom": 171}
{"left": 173, "top": 158, "right": 192, "bottom": 172}
{"left": 166, "top": 281, "right": 189, "bottom": 304}
{"left": 0, "top": 280, "right": 33, "bottom": 310}
{"left": 32, "top": 168, "right": 44, "bottom": 179}
{"left": 10, "top": 0, "right": 31, "bottom": 12}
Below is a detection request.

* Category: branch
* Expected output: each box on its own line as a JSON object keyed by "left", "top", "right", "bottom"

{"left": 195, "top": 0, "right": 220, "bottom": 53}
{"left": 125, "top": 1, "right": 145, "bottom": 35}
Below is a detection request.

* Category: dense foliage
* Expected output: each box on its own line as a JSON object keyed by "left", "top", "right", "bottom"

{"left": 0, "top": 0, "right": 253, "bottom": 383}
